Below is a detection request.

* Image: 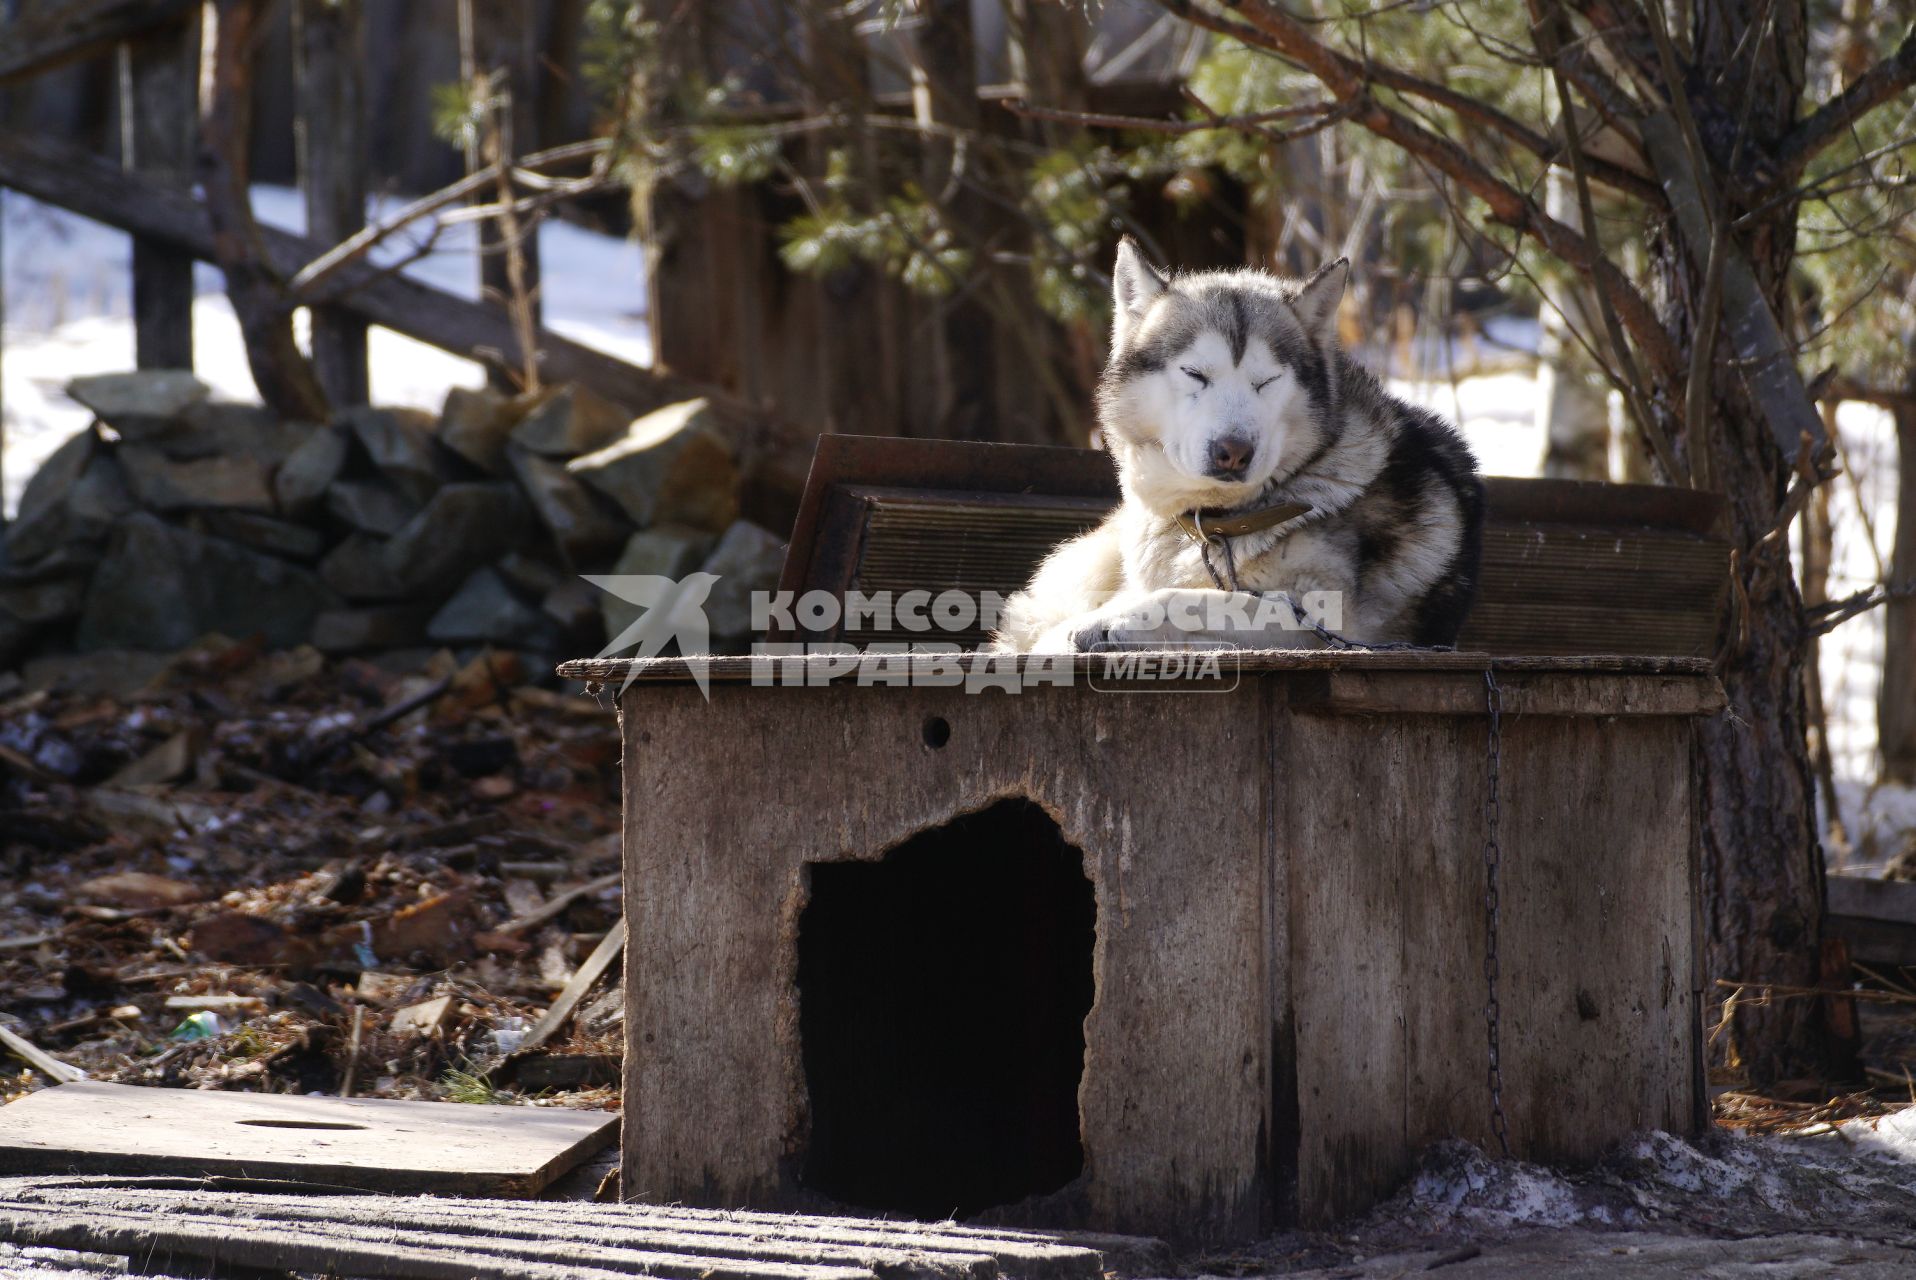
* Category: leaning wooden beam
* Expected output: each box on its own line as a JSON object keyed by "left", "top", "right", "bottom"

{"left": 0, "top": 128, "right": 718, "bottom": 417}
{"left": 0, "top": 0, "right": 198, "bottom": 85}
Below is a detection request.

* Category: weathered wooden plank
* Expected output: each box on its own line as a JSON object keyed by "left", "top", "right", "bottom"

{"left": 623, "top": 679, "right": 1270, "bottom": 1243}
{"left": 560, "top": 651, "right": 1720, "bottom": 684}
{"left": 509, "top": 915, "right": 624, "bottom": 1060}
{"left": 0, "top": 1081, "right": 615, "bottom": 1195}
{"left": 1288, "top": 670, "right": 1726, "bottom": 717}
{"left": 0, "top": 1176, "right": 1132, "bottom": 1280}
{"left": 1826, "top": 875, "right": 1916, "bottom": 967}
{"left": 0, "top": 128, "right": 712, "bottom": 416}
{"left": 1284, "top": 711, "right": 1413, "bottom": 1222}
{"left": 0, "top": 1023, "right": 85, "bottom": 1084}
{"left": 1493, "top": 716, "right": 1697, "bottom": 1163}
{"left": 0, "top": 0, "right": 199, "bottom": 85}
{"left": 120, "top": 17, "right": 199, "bottom": 371}
{"left": 1283, "top": 709, "right": 1701, "bottom": 1221}
{"left": 294, "top": 0, "right": 370, "bottom": 404}
{"left": 460, "top": 0, "right": 543, "bottom": 387}
{"left": 0, "top": 1202, "right": 858, "bottom": 1280}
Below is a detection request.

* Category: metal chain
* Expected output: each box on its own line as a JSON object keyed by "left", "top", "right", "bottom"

{"left": 1196, "top": 532, "right": 1450, "bottom": 654}
{"left": 1195, "top": 527, "right": 1509, "bottom": 1154}
{"left": 1482, "top": 667, "right": 1510, "bottom": 1157}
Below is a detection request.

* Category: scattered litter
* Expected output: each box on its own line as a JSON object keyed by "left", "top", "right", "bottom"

{"left": 490, "top": 1017, "right": 531, "bottom": 1056}
{"left": 169, "top": 1012, "right": 224, "bottom": 1042}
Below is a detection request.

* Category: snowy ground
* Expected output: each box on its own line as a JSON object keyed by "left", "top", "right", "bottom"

{"left": 0, "top": 192, "right": 1906, "bottom": 843}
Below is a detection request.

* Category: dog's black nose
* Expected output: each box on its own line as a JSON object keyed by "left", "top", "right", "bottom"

{"left": 1207, "top": 435, "right": 1254, "bottom": 478}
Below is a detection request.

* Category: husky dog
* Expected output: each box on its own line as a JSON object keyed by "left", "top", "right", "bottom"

{"left": 992, "top": 240, "right": 1484, "bottom": 653}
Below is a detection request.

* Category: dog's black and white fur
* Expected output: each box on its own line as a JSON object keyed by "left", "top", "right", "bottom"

{"left": 993, "top": 240, "right": 1485, "bottom": 653}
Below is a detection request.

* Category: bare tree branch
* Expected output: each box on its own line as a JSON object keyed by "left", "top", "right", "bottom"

{"left": 1776, "top": 24, "right": 1916, "bottom": 179}
{"left": 1153, "top": 0, "right": 1686, "bottom": 390}
{"left": 1805, "top": 578, "right": 1916, "bottom": 635}
{"left": 1003, "top": 97, "right": 1341, "bottom": 135}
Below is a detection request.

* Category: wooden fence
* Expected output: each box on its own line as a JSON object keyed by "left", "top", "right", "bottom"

{"left": 0, "top": 0, "right": 689, "bottom": 430}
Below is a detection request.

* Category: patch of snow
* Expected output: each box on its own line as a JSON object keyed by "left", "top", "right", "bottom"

{"left": 3, "top": 184, "right": 648, "bottom": 515}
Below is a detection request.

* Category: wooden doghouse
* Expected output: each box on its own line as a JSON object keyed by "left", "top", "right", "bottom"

{"left": 558, "top": 441, "right": 1728, "bottom": 1243}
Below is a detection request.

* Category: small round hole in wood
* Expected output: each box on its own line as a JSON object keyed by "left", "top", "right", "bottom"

{"left": 922, "top": 716, "right": 951, "bottom": 749}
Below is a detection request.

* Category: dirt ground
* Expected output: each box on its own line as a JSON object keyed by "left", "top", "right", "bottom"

{"left": 0, "top": 638, "right": 624, "bottom": 1108}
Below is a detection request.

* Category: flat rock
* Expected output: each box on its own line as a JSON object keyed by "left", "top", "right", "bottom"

{"left": 67, "top": 453, "right": 137, "bottom": 528}
{"left": 346, "top": 406, "right": 444, "bottom": 504}
{"left": 382, "top": 483, "right": 531, "bottom": 595}
{"left": 600, "top": 525, "right": 718, "bottom": 642}
{"left": 319, "top": 535, "right": 409, "bottom": 602}
{"left": 152, "top": 402, "right": 311, "bottom": 466}
{"left": 198, "top": 511, "right": 327, "bottom": 560}
{"left": 568, "top": 397, "right": 739, "bottom": 531}
{"left": 698, "top": 519, "right": 785, "bottom": 641}
{"left": 66, "top": 370, "right": 208, "bottom": 432}
{"left": 0, "top": 576, "right": 86, "bottom": 626}
{"left": 506, "top": 445, "right": 629, "bottom": 563}
{"left": 120, "top": 445, "right": 275, "bottom": 513}
{"left": 494, "top": 551, "right": 565, "bottom": 599}
{"left": 510, "top": 384, "right": 629, "bottom": 457}
{"left": 77, "top": 514, "right": 340, "bottom": 651}
{"left": 436, "top": 385, "right": 523, "bottom": 474}
{"left": 312, "top": 605, "right": 435, "bottom": 653}
{"left": 326, "top": 479, "right": 418, "bottom": 536}
{"left": 274, "top": 425, "right": 350, "bottom": 517}
{"left": 5, "top": 428, "right": 99, "bottom": 563}
{"left": 542, "top": 577, "right": 601, "bottom": 632}
{"left": 427, "top": 568, "right": 560, "bottom": 649}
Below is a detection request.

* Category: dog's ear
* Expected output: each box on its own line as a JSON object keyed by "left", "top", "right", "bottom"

{"left": 1292, "top": 257, "right": 1349, "bottom": 340}
{"left": 1112, "top": 236, "right": 1167, "bottom": 347}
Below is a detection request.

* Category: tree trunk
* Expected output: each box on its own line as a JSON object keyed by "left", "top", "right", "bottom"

{"left": 199, "top": 0, "right": 330, "bottom": 422}
{"left": 1663, "top": 0, "right": 1832, "bottom": 1084}
{"left": 1884, "top": 398, "right": 1916, "bottom": 785}
{"left": 911, "top": 0, "right": 996, "bottom": 440}
{"left": 1537, "top": 169, "right": 1611, "bottom": 480}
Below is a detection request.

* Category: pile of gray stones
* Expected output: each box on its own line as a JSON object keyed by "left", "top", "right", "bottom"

{"left": 0, "top": 370, "right": 791, "bottom": 678}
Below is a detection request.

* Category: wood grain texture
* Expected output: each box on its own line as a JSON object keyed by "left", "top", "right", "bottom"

{"left": 616, "top": 664, "right": 1707, "bottom": 1236}
{"left": 0, "top": 1081, "right": 615, "bottom": 1195}
{"left": 622, "top": 679, "right": 1272, "bottom": 1243}
{"left": 564, "top": 651, "right": 1718, "bottom": 683}
{"left": 1288, "top": 670, "right": 1726, "bottom": 717}
{"left": 0, "top": 1176, "right": 1130, "bottom": 1280}
{"left": 1285, "top": 710, "right": 1700, "bottom": 1221}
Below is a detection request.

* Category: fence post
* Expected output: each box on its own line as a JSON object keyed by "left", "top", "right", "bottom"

{"left": 459, "top": 0, "right": 542, "bottom": 391}
{"left": 294, "top": 0, "right": 369, "bottom": 408}
{"left": 120, "top": 16, "right": 198, "bottom": 371}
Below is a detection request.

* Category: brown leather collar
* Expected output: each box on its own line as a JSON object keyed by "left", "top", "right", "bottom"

{"left": 1174, "top": 499, "right": 1312, "bottom": 544}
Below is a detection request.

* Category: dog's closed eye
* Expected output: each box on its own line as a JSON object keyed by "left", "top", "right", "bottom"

{"left": 1181, "top": 366, "right": 1211, "bottom": 388}
{"left": 1253, "top": 374, "right": 1281, "bottom": 393}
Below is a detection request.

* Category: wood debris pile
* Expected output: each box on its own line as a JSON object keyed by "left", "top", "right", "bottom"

{"left": 0, "top": 635, "right": 623, "bottom": 1107}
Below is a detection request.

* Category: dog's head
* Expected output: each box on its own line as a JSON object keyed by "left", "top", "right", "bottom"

{"left": 1096, "top": 238, "right": 1347, "bottom": 515}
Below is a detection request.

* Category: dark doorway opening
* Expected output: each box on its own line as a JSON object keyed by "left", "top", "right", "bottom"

{"left": 797, "top": 797, "right": 1096, "bottom": 1220}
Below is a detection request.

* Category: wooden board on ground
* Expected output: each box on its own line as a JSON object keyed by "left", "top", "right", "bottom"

{"left": 0, "top": 1175, "right": 1154, "bottom": 1280}
{"left": 0, "top": 1081, "right": 614, "bottom": 1196}
{"left": 1827, "top": 875, "right": 1916, "bottom": 968}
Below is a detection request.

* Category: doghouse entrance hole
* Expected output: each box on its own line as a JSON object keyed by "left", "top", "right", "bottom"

{"left": 797, "top": 797, "right": 1095, "bottom": 1220}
